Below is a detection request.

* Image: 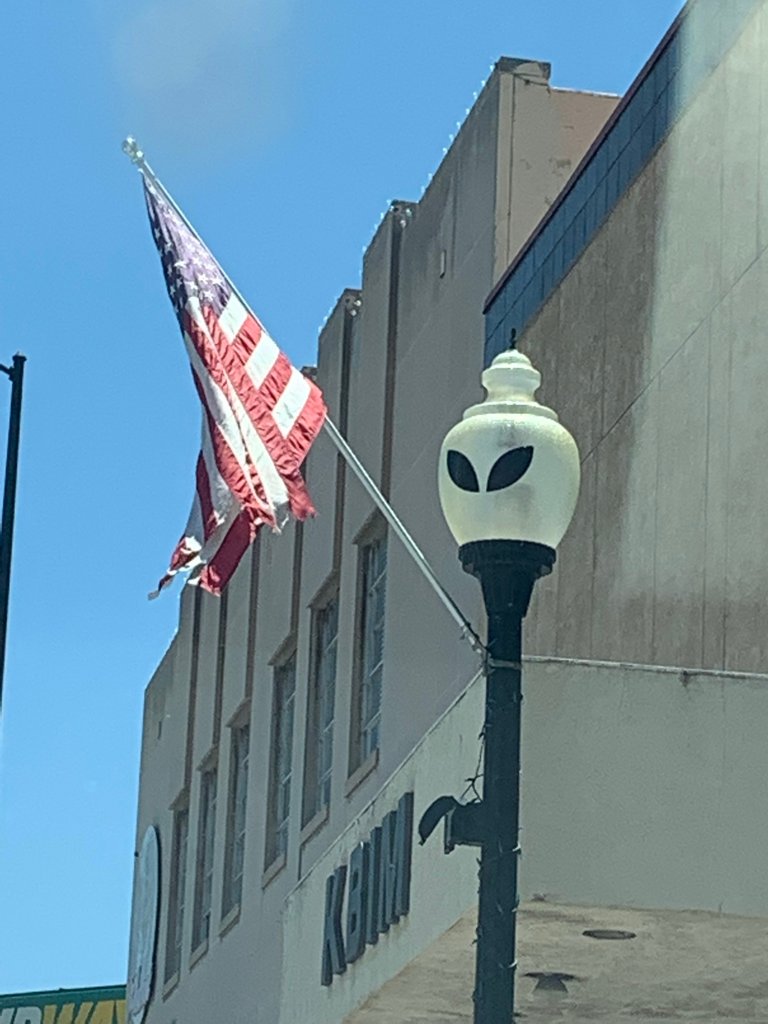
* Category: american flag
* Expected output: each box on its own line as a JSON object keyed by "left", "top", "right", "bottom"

{"left": 143, "top": 178, "right": 326, "bottom": 596}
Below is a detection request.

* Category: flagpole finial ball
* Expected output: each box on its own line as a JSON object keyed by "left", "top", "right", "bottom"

{"left": 122, "top": 137, "right": 145, "bottom": 166}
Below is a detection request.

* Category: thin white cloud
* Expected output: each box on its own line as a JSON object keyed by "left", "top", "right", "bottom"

{"left": 115, "top": 0, "right": 294, "bottom": 156}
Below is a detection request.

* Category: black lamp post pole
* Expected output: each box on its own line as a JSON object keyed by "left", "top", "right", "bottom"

{"left": 0, "top": 353, "right": 26, "bottom": 713}
{"left": 460, "top": 539, "right": 555, "bottom": 1024}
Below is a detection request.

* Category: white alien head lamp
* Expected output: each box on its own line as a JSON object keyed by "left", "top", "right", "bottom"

{"left": 438, "top": 347, "right": 580, "bottom": 550}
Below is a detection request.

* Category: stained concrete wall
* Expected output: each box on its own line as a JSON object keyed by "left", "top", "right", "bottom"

{"left": 521, "top": 0, "right": 768, "bottom": 675}
{"left": 281, "top": 657, "right": 768, "bottom": 1023}
{"left": 132, "top": 59, "right": 617, "bottom": 1024}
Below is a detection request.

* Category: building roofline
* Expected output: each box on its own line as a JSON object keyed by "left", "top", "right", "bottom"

{"left": 484, "top": 2, "right": 687, "bottom": 313}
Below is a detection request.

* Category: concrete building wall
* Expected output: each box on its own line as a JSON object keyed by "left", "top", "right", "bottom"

{"left": 514, "top": 0, "right": 768, "bottom": 676}
{"left": 132, "top": 57, "right": 617, "bottom": 1024}
{"left": 493, "top": 69, "right": 618, "bottom": 280}
{"left": 281, "top": 657, "right": 768, "bottom": 1023}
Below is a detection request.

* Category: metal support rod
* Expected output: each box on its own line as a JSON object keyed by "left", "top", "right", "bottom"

{"left": 459, "top": 540, "right": 554, "bottom": 1023}
{"left": 0, "top": 353, "right": 26, "bottom": 713}
{"left": 122, "top": 137, "right": 483, "bottom": 656}
{"left": 323, "top": 418, "right": 482, "bottom": 653}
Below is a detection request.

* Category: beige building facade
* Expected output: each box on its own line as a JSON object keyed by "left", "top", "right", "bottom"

{"left": 130, "top": 1, "right": 768, "bottom": 1020}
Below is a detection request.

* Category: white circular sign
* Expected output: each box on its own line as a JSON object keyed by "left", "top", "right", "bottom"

{"left": 127, "top": 825, "right": 160, "bottom": 1024}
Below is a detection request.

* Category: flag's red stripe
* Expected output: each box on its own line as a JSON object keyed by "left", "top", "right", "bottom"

{"left": 186, "top": 310, "right": 286, "bottom": 517}
{"left": 230, "top": 313, "right": 262, "bottom": 366}
{"left": 189, "top": 303, "right": 325, "bottom": 521}
{"left": 206, "top": 312, "right": 292, "bottom": 446}
{"left": 155, "top": 573, "right": 174, "bottom": 595}
{"left": 197, "top": 510, "right": 254, "bottom": 595}
{"left": 203, "top": 308, "right": 293, "bottom": 425}
{"left": 154, "top": 533, "right": 200, "bottom": 595}
{"left": 285, "top": 379, "right": 327, "bottom": 462}
{"left": 254, "top": 350, "right": 293, "bottom": 414}
{"left": 189, "top": 346, "right": 276, "bottom": 528}
{"left": 195, "top": 452, "right": 218, "bottom": 542}
{"left": 202, "top": 310, "right": 322, "bottom": 520}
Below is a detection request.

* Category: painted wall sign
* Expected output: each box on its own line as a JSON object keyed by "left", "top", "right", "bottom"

{"left": 126, "top": 826, "right": 160, "bottom": 1024}
{"left": 321, "top": 791, "right": 414, "bottom": 986}
{"left": 0, "top": 986, "right": 126, "bottom": 1024}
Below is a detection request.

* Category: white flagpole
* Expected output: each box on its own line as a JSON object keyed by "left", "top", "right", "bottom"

{"left": 122, "top": 137, "right": 484, "bottom": 657}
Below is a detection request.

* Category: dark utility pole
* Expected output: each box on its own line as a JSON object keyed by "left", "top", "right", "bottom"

{"left": 460, "top": 540, "right": 557, "bottom": 1019}
{"left": 0, "top": 354, "right": 26, "bottom": 712}
{"left": 459, "top": 540, "right": 554, "bottom": 1023}
{"left": 419, "top": 539, "right": 554, "bottom": 1022}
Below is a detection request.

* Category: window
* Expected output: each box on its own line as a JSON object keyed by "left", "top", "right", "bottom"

{"left": 351, "top": 530, "right": 387, "bottom": 770}
{"left": 222, "top": 721, "right": 249, "bottom": 919}
{"left": 164, "top": 804, "right": 189, "bottom": 982}
{"left": 265, "top": 653, "right": 296, "bottom": 868}
{"left": 191, "top": 764, "right": 217, "bottom": 951}
{"left": 303, "top": 594, "right": 338, "bottom": 825}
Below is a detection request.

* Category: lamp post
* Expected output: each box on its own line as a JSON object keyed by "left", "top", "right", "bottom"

{"left": 421, "top": 344, "right": 579, "bottom": 1023}
{"left": 0, "top": 353, "right": 25, "bottom": 714}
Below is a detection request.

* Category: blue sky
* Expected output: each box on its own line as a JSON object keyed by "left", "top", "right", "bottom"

{"left": 0, "top": 0, "right": 681, "bottom": 993}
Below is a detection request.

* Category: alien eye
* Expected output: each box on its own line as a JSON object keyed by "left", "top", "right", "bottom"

{"left": 486, "top": 446, "right": 533, "bottom": 492}
{"left": 447, "top": 450, "right": 479, "bottom": 492}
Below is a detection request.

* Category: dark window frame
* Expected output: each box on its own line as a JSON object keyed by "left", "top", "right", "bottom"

{"left": 302, "top": 581, "right": 339, "bottom": 826}
{"left": 191, "top": 755, "right": 218, "bottom": 952}
{"left": 349, "top": 517, "right": 387, "bottom": 773}
{"left": 164, "top": 796, "right": 189, "bottom": 983}
{"left": 221, "top": 710, "right": 250, "bottom": 920}
{"left": 265, "top": 646, "right": 297, "bottom": 869}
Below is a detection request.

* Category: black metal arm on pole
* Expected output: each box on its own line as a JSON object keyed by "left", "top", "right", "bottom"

{"left": 0, "top": 354, "right": 26, "bottom": 713}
